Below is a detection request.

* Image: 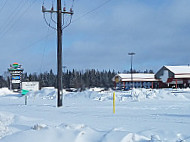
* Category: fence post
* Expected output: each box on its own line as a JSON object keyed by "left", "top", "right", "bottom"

{"left": 113, "top": 92, "right": 115, "bottom": 114}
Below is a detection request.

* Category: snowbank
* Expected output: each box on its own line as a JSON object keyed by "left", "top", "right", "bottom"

{"left": 1, "top": 119, "right": 188, "bottom": 142}
{"left": 0, "top": 88, "right": 17, "bottom": 96}
{"left": 27, "top": 87, "right": 57, "bottom": 100}
{"left": 14, "top": 87, "right": 190, "bottom": 102}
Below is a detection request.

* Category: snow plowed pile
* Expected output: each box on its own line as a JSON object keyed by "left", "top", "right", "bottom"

{"left": 0, "top": 88, "right": 17, "bottom": 96}
{"left": 27, "top": 88, "right": 190, "bottom": 102}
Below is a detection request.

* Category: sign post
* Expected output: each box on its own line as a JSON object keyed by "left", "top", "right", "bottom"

{"left": 25, "top": 95, "right": 27, "bottom": 105}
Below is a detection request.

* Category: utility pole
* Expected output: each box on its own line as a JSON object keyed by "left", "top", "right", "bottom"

{"left": 42, "top": 1, "right": 73, "bottom": 107}
{"left": 57, "top": 0, "right": 63, "bottom": 107}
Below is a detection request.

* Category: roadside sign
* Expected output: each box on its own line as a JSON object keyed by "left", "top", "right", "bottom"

{"left": 12, "top": 76, "right": 20, "bottom": 80}
{"left": 12, "top": 80, "right": 21, "bottom": 83}
{"left": 22, "top": 82, "right": 39, "bottom": 95}
{"left": 22, "top": 89, "right": 29, "bottom": 95}
{"left": 22, "top": 82, "right": 39, "bottom": 91}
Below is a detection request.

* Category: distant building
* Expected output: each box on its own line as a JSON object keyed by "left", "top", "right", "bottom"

{"left": 112, "top": 73, "right": 159, "bottom": 90}
{"left": 155, "top": 65, "right": 190, "bottom": 88}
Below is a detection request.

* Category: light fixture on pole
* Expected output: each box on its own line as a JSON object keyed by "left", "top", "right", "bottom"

{"left": 128, "top": 52, "right": 135, "bottom": 89}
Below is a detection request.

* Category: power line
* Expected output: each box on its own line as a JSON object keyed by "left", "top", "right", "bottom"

{"left": 0, "top": 0, "right": 8, "bottom": 14}
{"left": 72, "top": 0, "right": 112, "bottom": 23}
{"left": 0, "top": 0, "right": 27, "bottom": 33}
{"left": 39, "top": 18, "right": 53, "bottom": 73}
{"left": 0, "top": 0, "right": 38, "bottom": 40}
{"left": 10, "top": 32, "right": 54, "bottom": 55}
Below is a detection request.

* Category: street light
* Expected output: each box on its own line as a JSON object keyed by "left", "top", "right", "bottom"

{"left": 128, "top": 52, "right": 135, "bottom": 89}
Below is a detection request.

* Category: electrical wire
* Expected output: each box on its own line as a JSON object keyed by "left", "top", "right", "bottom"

{"left": 50, "top": 13, "right": 57, "bottom": 24}
{"left": 9, "top": 32, "right": 54, "bottom": 56}
{"left": 43, "top": 0, "right": 74, "bottom": 31}
{"left": 71, "top": 0, "right": 75, "bottom": 9}
{"left": 0, "top": 0, "right": 8, "bottom": 14}
{"left": 0, "top": 0, "right": 27, "bottom": 34}
{"left": 43, "top": 0, "right": 58, "bottom": 30}
{"left": 43, "top": 13, "right": 57, "bottom": 30}
{"left": 61, "top": 0, "right": 74, "bottom": 29}
{"left": 2, "top": 0, "right": 53, "bottom": 54}
{"left": 42, "top": 0, "right": 45, "bottom": 6}
{"left": 0, "top": 0, "right": 38, "bottom": 40}
{"left": 72, "top": 0, "right": 112, "bottom": 23}
{"left": 39, "top": 22, "right": 51, "bottom": 73}
{"left": 62, "top": 15, "right": 72, "bottom": 30}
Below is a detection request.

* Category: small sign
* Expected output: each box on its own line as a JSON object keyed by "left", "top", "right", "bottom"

{"left": 12, "top": 80, "right": 21, "bottom": 83}
{"left": 12, "top": 76, "right": 20, "bottom": 80}
{"left": 22, "top": 89, "right": 29, "bottom": 95}
{"left": 9, "top": 70, "right": 23, "bottom": 73}
{"left": 22, "top": 82, "right": 39, "bottom": 91}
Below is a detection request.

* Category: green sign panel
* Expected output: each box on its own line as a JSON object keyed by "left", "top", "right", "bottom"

{"left": 21, "top": 89, "right": 29, "bottom": 95}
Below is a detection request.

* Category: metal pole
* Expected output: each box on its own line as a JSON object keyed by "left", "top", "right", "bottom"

{"left": 57, "top": 0, "right": 63, "bottom": 107}
{"left": 128, "top": 52, "right": 135, "bottom": 89}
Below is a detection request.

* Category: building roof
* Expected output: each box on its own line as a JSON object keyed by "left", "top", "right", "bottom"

{"left": 163, "top": 65, "right": 190, "bottom": 79}
{"left": 113, "top": 73, "right": 158, "bottom": 82}
{"left": 118, "top": 73, "right": 155, "bottom": 78}
{"left": 165, "top": 66, "right": 190, "bottom": 74}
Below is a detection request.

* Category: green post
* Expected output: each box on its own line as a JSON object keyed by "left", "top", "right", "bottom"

{"left": 22, "top": 89, "right": 29, "bottom": 105}
{"left": 25, "top": 95, "right": 27, "bottom": 105}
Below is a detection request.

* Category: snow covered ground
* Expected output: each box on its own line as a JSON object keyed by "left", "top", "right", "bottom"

{"left": 0, "top": 87, "right": 190, "bottom": 142}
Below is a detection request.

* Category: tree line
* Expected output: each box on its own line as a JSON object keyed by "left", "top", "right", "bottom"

{"left": 0, "top": 69, "right": 154, "bottom": 89}
{"left": 0, "top": 69, "right": 116, "bottom": 90}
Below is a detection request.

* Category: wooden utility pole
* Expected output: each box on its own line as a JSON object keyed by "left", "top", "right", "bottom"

{"left": 57, "top": 0, "right": 63, "bottom": 107}
{"left": 42, "top": 1, "right": 73, "bottom": 107}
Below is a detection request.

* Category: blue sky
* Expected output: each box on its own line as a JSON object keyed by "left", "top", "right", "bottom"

{"left": 0, "top": 0, "right": 190, "bottom": 74}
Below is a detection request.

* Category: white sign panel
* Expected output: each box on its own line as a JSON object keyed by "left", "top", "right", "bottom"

{"left": 10, "top": 71, "right": 22, "bottom": 74}
{"left": 22, "top": 82, "right": 39, "bottom": 91}
{"left": 12, "top": 80, "right": 21, "bottom": 83}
